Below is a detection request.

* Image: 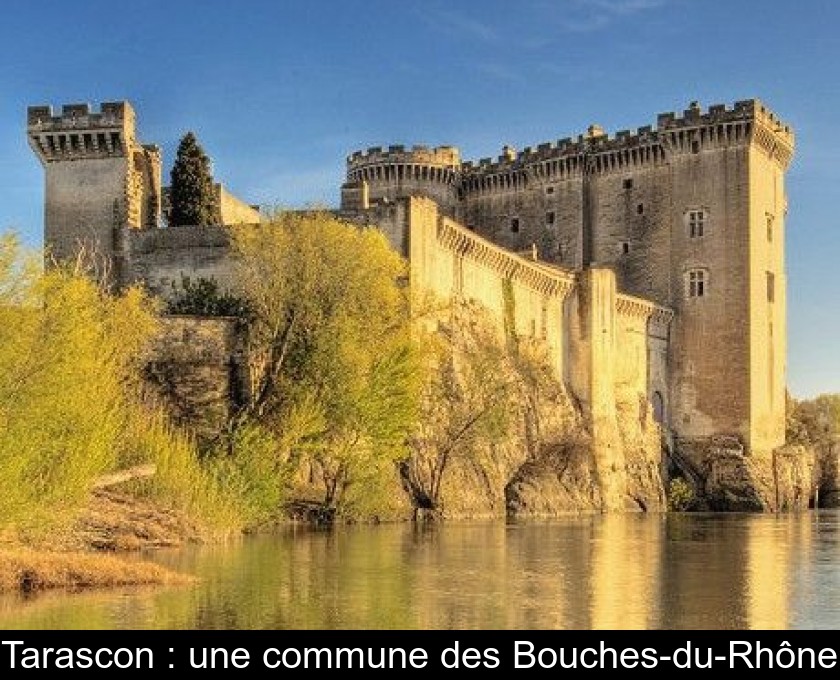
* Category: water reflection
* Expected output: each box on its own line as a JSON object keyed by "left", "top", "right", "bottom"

{"left": 0, "top": 512, "right": 836, "bottom": 629}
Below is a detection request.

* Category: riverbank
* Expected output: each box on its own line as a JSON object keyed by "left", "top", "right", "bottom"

{"left": 0, "top": 549, "right": 192, "bottom": 594}
{"left": 0, "top": 489, "right": 200, "bottom": 595}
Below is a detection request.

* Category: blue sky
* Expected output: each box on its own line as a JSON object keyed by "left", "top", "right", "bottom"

{"left": 0, "top": 0, "right": 837, "bottom": 397}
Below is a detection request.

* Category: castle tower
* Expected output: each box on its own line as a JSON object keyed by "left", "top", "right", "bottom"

{"left": 655, "top": 100, "right": 794, "bottom": 455}
{"left": 582, "top": 100, "right": 793, "bottom": 455}
{"left": 27, "top": 102, "right": 161, "bottom": 285}
{"left": 341, "top": 145, "right": 461, "bottom": 217}
{"left": 446, "top": 99, "right": 794, "bottom": 456}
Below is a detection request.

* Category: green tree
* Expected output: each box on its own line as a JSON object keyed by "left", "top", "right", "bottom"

{"left": 401, "top": 302, "right": 517, "bottom": 519}
{"left": 166, "top": 275, "right": 249, "bottom": 317}
{"left": 169, "top": 131, "right": 217, "bottom": 227}
{"left": 0, "top": 234, "right": 158, "bottom": 532}
{"left": 787, "top": 391, "right": 840, "bottom": 450}
{"left": 228, "top": 212, "right": 420, "bottom": 517}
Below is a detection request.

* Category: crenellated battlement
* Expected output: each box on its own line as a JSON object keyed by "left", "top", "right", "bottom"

{"left": 27, "top": 101, "right": 135, "bottom": 131}
{"left": 345, "top": 145, "right": 462, "bottom": 195}
{"left": 348, "top": 144, "right": 460, "bottom": 169}
{"left": 27, "top": 101, "right": 139, "bottom": 163}
{"left": 345, "top": 99, "right": 795, "bottom": 200}
{"left": 655, "top": 99, "right": 794, "bottom": 167}
{"left": 655, "top": 99, "right": 791, "bottom": 138}
{"left": 449, "top": 100, "right": 794, "bottom": 195}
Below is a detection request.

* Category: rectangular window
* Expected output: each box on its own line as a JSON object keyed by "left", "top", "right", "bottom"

{"left": 623, "top": 178, "right": 633, "bottom": 190}
{"left": 510, "top": 217, "right": 520, "bottom": 233}
{"left": 545, "top": 186, "right": 555, "bottom": 195}
{"left": 540, "top": 302, "right": 548, "bottom": 339}
{"left": 546, "top": 211, "right": 555, "bottom": 225}
{"left": 767, "top": 271, "right": 775, "bottom": 303}
{"left": 689, "top": 210, "right": 705, "bottom": 238}
{"left": 688, "top": 270, "right": 706, "bottom": 298}
{"left": 766, "top": 214, "right": 774, "bottom": 242}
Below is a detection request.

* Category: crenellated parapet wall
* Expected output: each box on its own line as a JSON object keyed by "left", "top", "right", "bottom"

{"left": 346, "top": 144, "right": 461, "bottom": 186}
{"left": 348, "top": 143, "right": 460, "bottom": 170}
{"left": 456, "top": 99, "right": 793, "bottom": 195}
{"left": 461, "top": 128, "right": 669, "bottom": 192}
{"left": 343, "top": 145, "right": 462, "bottom": 215}
{"left": 27, "top": 102, "right": 140, "bottom": 163}
{"left": 656, "top": 99, "right": 794, "bottom": 168}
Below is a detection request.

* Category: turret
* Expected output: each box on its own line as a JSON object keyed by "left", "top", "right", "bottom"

{"left": 341, "top": 144, "right": 461, "bottom": 216}
{"left": 27, "top": 101, "right": 161, "bottom": 285}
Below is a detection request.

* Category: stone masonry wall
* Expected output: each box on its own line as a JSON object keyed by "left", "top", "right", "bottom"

{"left": 345, "top": 100, "right": 794, "bottom": 459}
{"left": 406, "top": 197, "right": 669, "bottom": 511}
{"left": 144, "top": 315, "right": 247, "bottom": 444}
{"left": 125, "top": 225, "right": 236, "bottom": 300}
{"left": 216, "top": 183, "right": 261, "bottom": 225}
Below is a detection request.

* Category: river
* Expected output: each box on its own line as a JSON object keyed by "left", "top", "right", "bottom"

{"left": 0, "top": 512, "right": 837, "bottom": 629}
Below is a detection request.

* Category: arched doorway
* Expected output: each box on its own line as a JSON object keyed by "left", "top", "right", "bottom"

{"left": 652, "top": 391, "right": 665, "bottom": 425}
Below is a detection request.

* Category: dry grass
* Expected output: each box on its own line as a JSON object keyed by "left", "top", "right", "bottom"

{"left": 0, "top": 490, "right": 200, "bottom": 595}
{"left": 72, "top": 489, "right": 204, "bottom": 551}
{"left": 0, "top": 549, "right": 192, "bottom": 594}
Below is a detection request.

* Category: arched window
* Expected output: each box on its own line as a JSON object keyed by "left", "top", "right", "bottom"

{"left": 652, "top": 391, "right": 665, "bottom": 425}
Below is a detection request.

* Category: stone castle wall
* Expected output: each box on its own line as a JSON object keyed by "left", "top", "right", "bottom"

{"left": 342, "top": 99, "right": 794, "bottom": 457}
{"left": 144, "top": 315, "right": 248, "bottom": 444}
{"left": 124, "top": 224, "right": 235, "bottom": 299}
{"left": 216, "top": 184, "right": 260, "bottom": 225}
{"left": 404, "top": 197, "right": 670, "bottom": 509}
{"left": 27, "top": 97, "right": 803, "bottom": 511}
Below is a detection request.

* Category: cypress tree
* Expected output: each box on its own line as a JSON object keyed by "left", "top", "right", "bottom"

{"left": 169, "top": 131, "right": 218, "bottom": 227}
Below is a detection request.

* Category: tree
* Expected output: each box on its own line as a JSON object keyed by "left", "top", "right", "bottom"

{"left": 400, "top": 301, "right": 517, "bottom": 519}
{"left": 0, "top": 234, "right": 159, "bottom": 532}
{"left": 166, "top": 275, "right": 249, "bottom": 318}
{"left": 228, "top": 212, "right": 420, "bottom": 516}
{"left": 169, "top": 132, "right": 217, "bottom": 227}
{"left": 787, "top": 391, "right": 840, "bottom": 450}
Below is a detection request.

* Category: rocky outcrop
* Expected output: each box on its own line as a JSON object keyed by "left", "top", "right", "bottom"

{"left": 817, "top": 439, "right": 840, "bottom": 508}
{"left": 405, "top": 308, "right": 666, "bottom": 517}
{"left": 143, "top": 315, "right": 248, "bottom": 446}
{"left": 672, "top": 437, "right": 819, "bottom": 511}
{"left": 506, "top": 390, "right": 666, "bottom": 517}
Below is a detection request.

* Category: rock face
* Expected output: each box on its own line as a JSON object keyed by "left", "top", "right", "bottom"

{"left": 505, "top": 389, "right": 666, "bottom": 517}
{"left": 673, "top": 438, "right": 819, "bottom": 511}
{"left": 407, "top": 301, "right": 668, "bottom": 520}
{"left": 819, "top": 439, "right": 840, "bottom": 508}
{"left": 143, "top": 315, "right": 248, "bottom": 445}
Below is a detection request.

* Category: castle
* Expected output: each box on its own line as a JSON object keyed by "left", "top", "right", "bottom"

{"left": 26, "top": 98, "right": 802, "bottom": 511}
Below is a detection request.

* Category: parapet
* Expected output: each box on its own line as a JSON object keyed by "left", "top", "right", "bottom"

{"left": 27, "top": 101, "right": 141, "bottom": 165}
{"left": 27, "top": 101, "right": 136, "bottom": 131}
{"left": 347, "top": 144, "right": 461, "bottom": 170}
{"left": 655, "top": 99, "right": 793, "bottom": 144}
{"left": 455, "top": 99, "right": 794, "bottom": 182}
